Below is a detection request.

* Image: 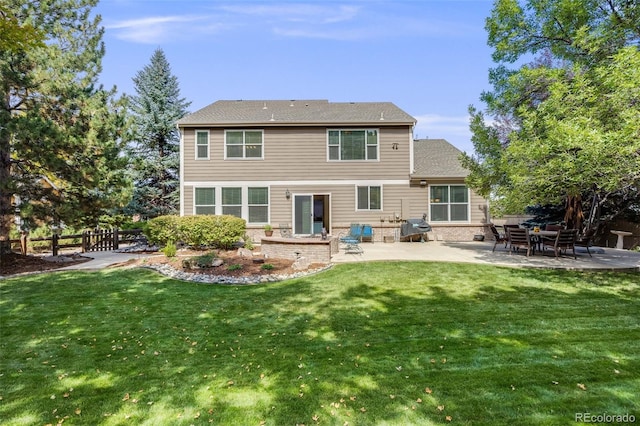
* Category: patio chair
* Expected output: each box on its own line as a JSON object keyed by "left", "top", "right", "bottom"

{"left": 490, "top": 224, "right": 508, "bottom": 252}
{"left": 574, "top": 227, "right": 595, "bottom": 257}
{"left": 339, "top": 223, "right": 364, "bottom": 254}
{"left": 279, "top": 223, "right": 293, "bottom": 238}
{"left": 361, "top": 224, "right": 374, "bottom": 243}
{"left": 507, "top": 228, "right": 534, "bottom": 256}
{"left": 542, "top": 229, "right": 577, "bottom": 259}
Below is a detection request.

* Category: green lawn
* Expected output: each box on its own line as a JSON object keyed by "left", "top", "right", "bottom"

{"left": 1, "top": 263, "right": 638, "bottom": 425}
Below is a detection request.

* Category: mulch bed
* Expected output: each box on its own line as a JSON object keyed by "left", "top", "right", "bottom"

{"left": 0, "top": 253, "right": 91, "bottom": 276}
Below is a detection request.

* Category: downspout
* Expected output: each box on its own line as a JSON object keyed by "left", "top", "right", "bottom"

{"left": 177, "top": 124, "right": 184, "bottom": 216}
{"left": 409, "top": 122, "right": 416, "bottom": 176}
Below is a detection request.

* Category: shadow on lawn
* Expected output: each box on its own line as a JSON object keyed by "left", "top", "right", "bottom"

{"left": 1, "top": 265, "right": 638, "bottom": 425}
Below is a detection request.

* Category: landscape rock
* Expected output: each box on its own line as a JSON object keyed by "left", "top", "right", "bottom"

{"left": 237, "top": 248, "right": 253, "bottom": 258}
{"left": 292, "top": 256, "right": 311, "bottom": 270}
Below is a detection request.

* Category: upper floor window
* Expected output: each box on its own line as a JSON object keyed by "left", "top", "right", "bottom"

{"left": 225, "top": 130, "right": 263, "bottom": 159}
{"left": 357, "top": 185, "right": 382, "bottom": 210}
{"left": 430, "top": 185, "right": 469, "bottom": 222}
{"left": 195, "top": 130, "right": 209, "bottom": 159}
{"left": 328, "top": 129, "right": 378, "bottom": 161}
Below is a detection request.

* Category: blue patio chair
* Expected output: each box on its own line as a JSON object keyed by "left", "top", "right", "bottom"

{"left": 361, "top": 224, "right": 374, "bottom": 243}
{"left": 339, "top": 224, "right": 364, "bottom": 254}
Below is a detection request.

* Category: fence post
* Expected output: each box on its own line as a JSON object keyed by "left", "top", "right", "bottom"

{"left": 52, "top": 233, "right": 59, "bottom": 256}
{"left": 82, "top": 231, "right": 88, "bottom": 252}
{"left": 20, "top": 231, "right": 28, "bottom": 255}
{"left": 113, "top": 227, "right": 119, "bottom": 250}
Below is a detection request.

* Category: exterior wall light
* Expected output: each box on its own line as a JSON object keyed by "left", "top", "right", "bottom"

{"left": 285, "top": 189, "right": 291, "bottom": 199}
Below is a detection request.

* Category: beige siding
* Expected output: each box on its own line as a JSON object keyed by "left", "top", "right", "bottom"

{"left": 181, "top": 124, "right": 490, "bottom": 241}
{"left": 183, "top": 185, "right": 193, "bottom": 215}
{"left": 182, "top": 126, "right": 412, "bottom": 182}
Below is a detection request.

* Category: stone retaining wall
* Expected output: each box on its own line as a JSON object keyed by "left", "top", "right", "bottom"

{"left": 260, "top": 236, "right": 338, "bottom": 263}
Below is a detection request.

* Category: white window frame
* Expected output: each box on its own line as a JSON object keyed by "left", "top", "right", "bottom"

{"left": 429, "top": 184, "right": 470, "bottom": 222}
{"left": 192, "top": 185, "right": 270, "bottom": 223}
{"left": 193, "top": 187, "right": 215, "bottom": 215}
{"left": 221, "top": 187, "right": 242, "bottom": 218}
{"left": 195, "top": 130, "right": 210, "bottom": 160}
{"left": 224, "top": 130, "right": 264, "bottom": 160}
{"left": 356, "top": 185, "right": 382, "bottom": 211}
{"left": 327, "top": 129, "right": 379, "bottom": 161}
{"left": 247, "top": 187, "right": 269, "bottom": 224}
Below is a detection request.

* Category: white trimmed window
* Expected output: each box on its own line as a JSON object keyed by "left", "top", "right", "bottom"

{"left": 430, "top": 185, "right": 469, "bottom": 222}
{"left": 222, "top": 187, "right": 242, "bottom": 217}
{"left": 195, "top": 130, "right": 209, "bottom": 159}
{"left": 328, "top": 129, "right": 378, "bottom": 161}
{"left": 357, "top": 185, "right": 381, "bottom": 210}
{"left": 225, "top": 130, "right": 263, "bottom": 159}
{"left": 194, "top": 188, "right": 215, "bottom": 214}
{"left": 248, "top": 187, "right": 269, "bottom": 223}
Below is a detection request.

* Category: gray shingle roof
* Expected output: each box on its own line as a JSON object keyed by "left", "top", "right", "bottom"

{"left": 177, "top": 99, "right": 416, "bottom": 126}
{"left": 413, "top": 139, "right": 469, "bottom": 178}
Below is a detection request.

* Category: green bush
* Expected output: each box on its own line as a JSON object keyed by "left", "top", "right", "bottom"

{"left": 261, "top": 263, "right": 274, "bottom": 270}
{"left": 161, "top": 241, "right": 177, "bottom": 258}
{"left": 227, "top": 264, "right": 242, "bottom": 271}
{"left": 242, "top": 234, "right": 255, "bottom": 250}
{"left": 146, "top": 215, "right": 180, "bottom": 246}
{"left": 146, "top": 215, "right": 246, "bottom": 249}
{"left": 193, "top": 252, "right": 217, "bottom": 268}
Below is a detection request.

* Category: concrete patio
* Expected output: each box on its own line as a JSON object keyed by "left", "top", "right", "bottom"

{"left": 36, "top": 239, "right": 640, "bottom": 273}
{"left": 331, "top": 240, "right": 640, "bottom": 272}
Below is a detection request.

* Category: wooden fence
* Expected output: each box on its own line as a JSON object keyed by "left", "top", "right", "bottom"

{"left": 9, "top": 228, "right": 145, "bottom": 256}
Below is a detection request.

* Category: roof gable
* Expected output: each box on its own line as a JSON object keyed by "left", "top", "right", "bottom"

{"left": 177, "top": 99, "right": 416, "bottom": 126}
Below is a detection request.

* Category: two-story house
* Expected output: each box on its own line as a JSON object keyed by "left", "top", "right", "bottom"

{"left": 177, "top": 99, "right": 488, "bottom": 241}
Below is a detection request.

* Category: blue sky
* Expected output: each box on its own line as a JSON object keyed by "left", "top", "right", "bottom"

{"left": 96, "top": 0, "right": 496, "bottom": 154}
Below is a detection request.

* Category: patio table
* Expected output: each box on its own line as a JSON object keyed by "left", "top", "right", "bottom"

{"left": 529, "top": 230, "right": 557, "bottom": 254}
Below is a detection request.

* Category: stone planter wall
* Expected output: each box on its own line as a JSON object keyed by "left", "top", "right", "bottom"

{"left": 260, "top": 236, "right": 337, "bottom": 263}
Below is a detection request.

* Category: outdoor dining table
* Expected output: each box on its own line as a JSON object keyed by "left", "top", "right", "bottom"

{"left": 529, "top": 229, "right": 558, "bottom": 253}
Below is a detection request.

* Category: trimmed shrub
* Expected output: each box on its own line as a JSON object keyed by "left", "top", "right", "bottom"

{"left": 146, "top": 215, "right": 246, "bottom": 249}
{"left": 146, "top": 215, "right": 180, "bottom": 246}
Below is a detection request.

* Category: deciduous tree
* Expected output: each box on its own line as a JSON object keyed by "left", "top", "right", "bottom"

{"left": 463, "top": 0, "right": 640, "bottom": 228}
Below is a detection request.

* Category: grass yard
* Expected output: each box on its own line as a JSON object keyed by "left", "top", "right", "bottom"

{"left": 1, "top": 263, "right": 638, "bottom": 425}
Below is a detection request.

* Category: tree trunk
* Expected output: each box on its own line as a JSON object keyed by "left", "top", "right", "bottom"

{"left": 0, "top": 107, "right": 14, "bottom": 254}
{"left": 564, "top": 194, "right": 584, "bottom": 231}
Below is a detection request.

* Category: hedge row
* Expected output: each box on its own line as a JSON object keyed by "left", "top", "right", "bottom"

{"left": 146, "top": 215, "right": 246, "bottom": 249}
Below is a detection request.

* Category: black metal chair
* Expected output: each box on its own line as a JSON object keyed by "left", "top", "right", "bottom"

{"left": 490, "top": 224, "right": 508, "bottom": 252}
{"left": 575, "top": 228, "right": 595, "bottom": 257}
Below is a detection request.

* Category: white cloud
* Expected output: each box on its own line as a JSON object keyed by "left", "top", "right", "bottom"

{"left": 413, "top": 113, "right": 475, "bottom": 152}
{"left": 103, "top": 3, "right": 479, "bottom": 44}
{"left": 414, "top": 113, "right": 471, "bottom": 138}
{"left": 219, "top": 4, "right": 360, "bottom": 25}
{"left": 106, "top": 15, "right": 231, "bottom": 44}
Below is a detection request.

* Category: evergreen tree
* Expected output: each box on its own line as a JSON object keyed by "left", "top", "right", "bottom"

{"left": 125, "top": 48, "right": 190, "bottom": 219}
{"left": 1, "top": 0, "right": 131, "bottom": 252}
